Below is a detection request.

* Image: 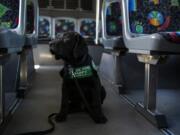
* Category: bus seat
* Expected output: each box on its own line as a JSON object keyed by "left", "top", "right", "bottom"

{"left": 102, "top": 0, "right": 125, "bottom": 50}
{"left": 38, "top": 16, "right": 52, "bottom": 41}
{"left": 78, "top": 18, "right": 96, "bottom": 45}
{"left": 119, "top": 0, "right": 180, "bottom": 128}
{"left": 122, "top": 0, "right": 180, "bottom": 54}
{"left": 53, "top": 17, "right": 77, "bottom": 39}
{"left": 25, "top": 0, "right": 39, "bottom": 47}
{"left": 0, "top": 0, "right": 26, "bottom": 52}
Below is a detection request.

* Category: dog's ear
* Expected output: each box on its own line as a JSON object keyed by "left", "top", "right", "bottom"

{"left": 49, "top": 38, "right": 65, "bottom": 60}
{"left": 73, "top": 34, "right": 88, "bottom": 59}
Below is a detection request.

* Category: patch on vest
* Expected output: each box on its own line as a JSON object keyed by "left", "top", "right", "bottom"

{"left": 69, "top": 66, "right": 93, "bottom": 79}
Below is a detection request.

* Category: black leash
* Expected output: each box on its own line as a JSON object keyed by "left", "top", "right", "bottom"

{"left": 72, "top": 72, "right": 97, "bottom": 120}
{"left": 16, "top": 71, "right": 95, "bottom": 135}
{"left": 16, "top": 113, "right": 58, "bottom": 135}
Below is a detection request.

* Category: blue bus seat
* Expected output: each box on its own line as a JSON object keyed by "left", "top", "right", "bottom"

{"left": 53, "top": 17, "right": 77, "bottom": 39}
{"left": 25, "top": 0, "right": 39, "bottom": 47}
{"left": 122, "top": 0, "right": 180, "bottom": 54}
{"left": 0, "top": 0, "right": 26, "bottom": 52}
{"left": 102, "top": 0, "right": 125, "bottom": 50}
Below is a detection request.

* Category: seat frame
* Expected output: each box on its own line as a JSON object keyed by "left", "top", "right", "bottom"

{"left": 18, "top": 0, "right": 39, "bottom": 98}
{"left": 0, "top": 0, "right": 27, "bottom": 125}
{"left": 121, "top": 0, "right": 180, "bottom": 54}
{"left": 101, "top": 0, "right": 125, "bottom": 50}
{"left": 120, "top": 0, "right": 178, "bottom": 128}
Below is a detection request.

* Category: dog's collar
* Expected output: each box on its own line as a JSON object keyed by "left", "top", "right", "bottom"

{"left": 67, "top": 54, "right": 89, "bottom": 67}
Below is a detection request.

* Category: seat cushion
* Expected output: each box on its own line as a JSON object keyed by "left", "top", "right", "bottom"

{"left": 80, "top": 19, "right": 96, "bottom": 39}
{"left": 129, "top": 0, "right": 180, "bottom": 44}
{"left": 0, "top": 0, "right": 19, "bottom": 29}
{"left": 106, "top": 2, "right": 122, "bottom": 36}
{"left": 39, "top": 17, "right": 51, "bottom": 39}
{"left": 160, "top": 32, "right": 180, "bottom": 43}
{"left": 55, "top": 18, "right": 76, "bottom": 38}
{"left": 0, "top": 28, "right": 24, "bottom": 48}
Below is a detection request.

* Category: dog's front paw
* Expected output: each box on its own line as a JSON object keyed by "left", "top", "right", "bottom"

{"left": 93, "top": 115, "right": 108, "bottom": 124}
{"left": 55, "top": 114, "right": 67, "bottom": 122}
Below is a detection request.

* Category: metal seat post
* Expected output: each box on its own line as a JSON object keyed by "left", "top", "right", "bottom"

{"left": 136, "top": 55, "right": 168, "bottom": 129}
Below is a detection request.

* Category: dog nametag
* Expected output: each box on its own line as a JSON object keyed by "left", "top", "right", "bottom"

{"left": 69, "top": 66, "right": 93, "bottom": 79}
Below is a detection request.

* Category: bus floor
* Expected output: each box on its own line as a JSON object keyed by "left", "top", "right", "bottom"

{"left": 125, "top": 88, "right": 180, "bottom": 135}
{"left": 2, "top": 66, "right": 163, "bottom": 135}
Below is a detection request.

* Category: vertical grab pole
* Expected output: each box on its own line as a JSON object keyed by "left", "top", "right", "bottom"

{"left": 0, "top": 65, "right": 3, "bottom": 124}
{"left": 95, "top": 0, "right": 101, "bottom": 44}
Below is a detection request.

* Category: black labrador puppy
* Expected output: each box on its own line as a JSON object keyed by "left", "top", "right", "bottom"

{"left": 49, "top": 32, "right": 107, "bottom": 124}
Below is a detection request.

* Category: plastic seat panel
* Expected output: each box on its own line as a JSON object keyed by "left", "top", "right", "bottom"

{"left": 78, "top": 18, "right": 96, "bottom": 39}
{"left": 0, "top": 0, "right": 26, "bottom": 50}
{"left": 25, "top": 0, "right": 39, "bottom": 47}
{"left": 121, "top": 0, "right": 180, "bottom": 54}
{"left": 0, "top": 29, "right": 24, "bottom": 49}
{"left": 102, "top": 0, "right": 125, "bottom": 49}
{"left": 38, "top": 16, "right": 52, "bottom": 40}
{"left": 53, "top": 17, "right": 77, "bottom": 39}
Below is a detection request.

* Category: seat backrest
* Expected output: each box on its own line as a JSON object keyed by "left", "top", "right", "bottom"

{"left": 39, "top": 16, "right": 52, "bottom": 39}
{"left": 78, "top": 18, "right": 96, "bottom": 39}
{"left": 129, "top": 0, "right": 180, "bottom": 34}
{"left": 0, "top": 0, "right": 26, "bottom": 34}
{"left": 26, "top": 0, "right": 39, "bottom": 37}
{"left": 102, "top": 0, "right": 122, "bottom": 38}
{"left": 53, "top": 17, "right": 77, "bottom": 38}
{"left": 101, "top": 0, "right": 126, "bottom": 50}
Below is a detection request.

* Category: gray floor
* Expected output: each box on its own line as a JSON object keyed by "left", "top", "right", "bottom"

{"left": 125, "top": 88, "right": 180, "bottom": 135}
{"left": 3, "top": 66, "right": 163, "bottom": 135}
{"left": 119, "top": 54, "right": 180, "bottom": 135}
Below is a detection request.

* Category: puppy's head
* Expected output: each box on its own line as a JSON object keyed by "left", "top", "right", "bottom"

{"left": 49, "top": 32, "right": 88, "bottom": 64}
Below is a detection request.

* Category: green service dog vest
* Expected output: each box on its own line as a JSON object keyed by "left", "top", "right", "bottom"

{"left": 68, "top": 61, "right": 97, "bottom": 79}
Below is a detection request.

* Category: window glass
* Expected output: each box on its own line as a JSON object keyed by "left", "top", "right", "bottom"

{"left": 39, "top": 0, "right": 49, "bottom": 8}
{"left": 51, "top": 0, "right": 64, "bottom": 9}
{"left": 66, "top": 0, "right": 78, "bottom": 9}
{"left": 81, "top": 0, "right": 93, "bottom": 11}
